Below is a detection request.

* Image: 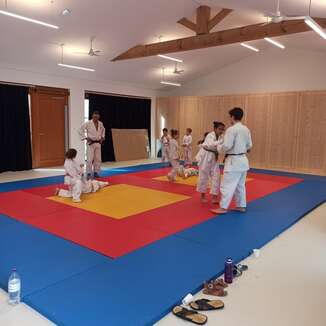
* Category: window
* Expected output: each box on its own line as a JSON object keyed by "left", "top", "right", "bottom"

{"left": 160, "top": 115, "right": 166, "bottom": 131}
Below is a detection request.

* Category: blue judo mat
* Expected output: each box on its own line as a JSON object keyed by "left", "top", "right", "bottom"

{"left": 0, "top": 164, "right": 325, "bottom": 325}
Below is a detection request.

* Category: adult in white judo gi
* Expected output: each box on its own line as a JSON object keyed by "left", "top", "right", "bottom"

{"left": 196, "top": 122, "right": 225, "bottom": 203}
{"left": 182, "top": 128, "right": 193, "bottom": 167}
{"left": 79, "top": 111, "right": 105, "bottom": 178}
{"left": 211, "top": 107, "right": 252, "bottom": 214}
{"left": 161, "top": 128, "right": 170, "bottom": 163}
{"left": 55, "top": 149, "right": 108, "bottom": 203}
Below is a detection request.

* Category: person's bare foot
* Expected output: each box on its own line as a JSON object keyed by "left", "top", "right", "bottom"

{"left": 200, "top": 194, "right": 208, "bottom": 203}
{"left": 232, "top": 207, "right": 247, "bottom": 213}
{"left": 211, "top": 195, "right": 219, "bottom": 204}
{"left": 54, "top": 188, "right": 60, "bottom": 196}
{"left": 210, "top": 208, "right": 228, "bottom": 214}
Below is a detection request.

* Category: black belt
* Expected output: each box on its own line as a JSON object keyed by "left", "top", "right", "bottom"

{"left": 225, "top": 153, "right": 246, "bottom": 157}
{"left": 224, "top": 153, "right": 246, "bottom": 164}
{"left": 204, "top": 148, "right": 218, "bottom": 160}
{"left": 88, "top": 139, "right": 102, "bottom": 145}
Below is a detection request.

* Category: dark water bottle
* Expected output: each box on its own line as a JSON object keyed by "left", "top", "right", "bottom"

{"left": 224, "top": 257, "right": 233, "bottom": 284}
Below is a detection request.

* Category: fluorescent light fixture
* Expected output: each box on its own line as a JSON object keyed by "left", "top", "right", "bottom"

{"left": 158, "top": 54, "right": 183, "bottom": 63}
{"left": 264, "top": 37, "right": 285, "bottom": 49}
{"left": 160, "top": 81, "right": 181, "bottom": 87}
{"left": 58, "top": 63, "right": 95, "bottom": 72}
{"left": 305, "top": 16, "right": 326, "bottom": 40}
{"left": 0, "top": 10, "right": 59, "bottom": 29}
{"left": 240, "top": 43, "right": 259, "bottom": 52}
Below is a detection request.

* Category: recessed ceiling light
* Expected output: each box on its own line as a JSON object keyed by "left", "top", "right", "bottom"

{"left": 264, "top": 37, "right": 285, "bottom": 49}
{"left": 240, "top": 43, "right": 259, "bottom": 52}
{"left": 160, "top": 81, "right": 181, "bottom": 87}
{"left": 0, "top": 10, "right": 59, "bottom": 29}
{"left": 58, "top": 63, "right": 95, "bottom": 72}
{"left": 61, "top": 8, "right": 71, "bottom": 16}
{"left": 158, "top": 54, "right": 183, "bottom": 63}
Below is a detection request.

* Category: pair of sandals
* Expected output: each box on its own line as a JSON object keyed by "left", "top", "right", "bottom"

{"left": 203, "top": 278, "right": 228, "bottom": 297}
{"left": 233, "top": 264, "right": 248, "bottom": 277}
{"left": 173, "top": 298, "right": 224, "bottom": 325}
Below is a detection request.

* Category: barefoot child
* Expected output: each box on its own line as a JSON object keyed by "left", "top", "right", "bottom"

{"left": 55, "top": 148, "right": 108, "bottom": 203}
{"left": 161, "top": 128, "right": 170, "bottom": 162}
{"left": 196, "top": 122, "right": 225, "bottom": 204}
{"left": 182, "top": 128, "right": 193, "bottom": 167}
{"left": 178, "top": 165, "right": 199, "bottom": 179}
{"left": 167, "top": 129, "right": 180, "bottom": 181}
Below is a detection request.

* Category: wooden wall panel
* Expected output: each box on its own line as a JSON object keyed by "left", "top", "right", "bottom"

{"left": 179, "top": 96, "right": 200, "bottom": 154}
{"left": 269, "top": 93, "right": 299, "bottom": 169}
{"left": 156, "top": 90, "right": 326, "bottom": 175}
{"left": 294, "top": 91, "right": 326, "bottom": 172}
{"left": 198, "top": 96, "right": 220, "bottom": 138}
{"left": 221, "top": 95, "right": 246, "bottom": 126}
{"left": 245, "top": 94, "right": 271, "bottom": 168}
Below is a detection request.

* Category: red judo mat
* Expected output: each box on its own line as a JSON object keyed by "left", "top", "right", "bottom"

{"left": 0, "top": 168, "right": 302, "bottom": 258}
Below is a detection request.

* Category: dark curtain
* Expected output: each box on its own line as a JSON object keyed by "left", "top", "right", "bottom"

{"left": 88, "top": 93, "right": 151, "bottom": 162}
{"left": 0, "top": 84, "right": 32, "bottom": 173}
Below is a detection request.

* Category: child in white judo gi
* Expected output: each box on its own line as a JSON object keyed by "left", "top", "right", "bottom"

{"left": 79, "top": 111, "right": 105, "bottom": 179}
{"left": 182, "top": 128, "right": 193, "bottom": 167}
{"left": 178, "top": 165, "right": 199, "bottom": 179}
{"left": 196, "top": 122, "right": 225, "bottom": 204}
{"left": 167, "top": 129, "right": 180, "bottom": 182}
{"left": 55, "top": 149, "right": 109, "bottom": 203}
{"left": 211, "top": 107, "right": 252, "bottom": 214}
{"left": 161, "top": 128, "right": 170, "bottom": 162}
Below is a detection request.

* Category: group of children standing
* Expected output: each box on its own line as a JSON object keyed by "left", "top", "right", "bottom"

{"left": 161, "top": 107, "right": 253, "bottom": 214}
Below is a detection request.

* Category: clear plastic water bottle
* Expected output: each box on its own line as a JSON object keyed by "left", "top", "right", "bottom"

{"left": 8, "top": 268, "right": 21, "bottom": 305}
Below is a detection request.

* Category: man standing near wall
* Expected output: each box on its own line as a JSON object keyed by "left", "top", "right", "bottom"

{"left": 79, "top": 111, "right": 105, "bottom": 179}
{"left": 211, "top": 107, "right": 252, "bottom": 214}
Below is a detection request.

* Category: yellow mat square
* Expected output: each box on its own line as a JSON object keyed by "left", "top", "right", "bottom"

{"left": 48, "top": 184, "right": 190, "bottom": 219}
{"left": 153, "top": 175, "right": 254, "bottom": 186}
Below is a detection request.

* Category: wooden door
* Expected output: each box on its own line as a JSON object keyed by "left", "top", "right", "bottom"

{"left": 30, "top": 87, "right": 69, "bottom": 168}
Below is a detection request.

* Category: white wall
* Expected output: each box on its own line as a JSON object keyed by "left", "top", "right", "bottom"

{"left": 163, "top": 48, "right": 326, "bottom": 96}
{"left": 0, "top": 66, "right": 158, "bottom": 162}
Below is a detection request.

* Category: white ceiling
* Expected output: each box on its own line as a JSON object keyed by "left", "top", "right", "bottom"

{"left": 0, "top": 0, "right": 326, "bottom": 90}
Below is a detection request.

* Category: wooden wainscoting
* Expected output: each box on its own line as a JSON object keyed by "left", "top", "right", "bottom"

{"left": 157, "top": 90, "right": 326, "bottom": 175}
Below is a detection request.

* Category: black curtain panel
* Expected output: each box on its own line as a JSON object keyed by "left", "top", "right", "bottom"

{"left": 88, "top": 93, "right": 151, "bottom": 162}
{"left": 0, "top": 84, "right": 32, "bottom": 173}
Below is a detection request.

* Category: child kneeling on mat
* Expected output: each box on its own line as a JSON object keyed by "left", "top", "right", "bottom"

{"left": 55, "top": 148, "right": 109, "bottom": 203}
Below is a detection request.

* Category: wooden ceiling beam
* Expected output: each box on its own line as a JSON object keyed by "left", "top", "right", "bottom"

{"left": 112, "top": 17, "right": 326, "bottom": 61}
{"left": 177, "top": 17, "right": 197, "bottom": 33}
{"left": 196, "top": 5, "right": 211, "bottom": 35}
{"left": 208, "top": 8, "right": 233, "bottom": 31}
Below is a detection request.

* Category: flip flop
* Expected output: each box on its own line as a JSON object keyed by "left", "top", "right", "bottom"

{"left": 172, "top": 306, "right": 207, "bottom": 325}
{"left": 213, "top": 278, "right": 228, "bottom": 288}
{"left": 202, "top": 282, "right": 228, "bottom": 297}
{"left": 233, "top": 264, "right": 248, "bottom": 277}
{"left": 190, "top": 299, "right": 224, "bottom": 311}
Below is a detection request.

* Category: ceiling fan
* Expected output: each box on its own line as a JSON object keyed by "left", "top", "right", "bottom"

{"left": 74, "top": 36, "right": 102, "bottom": 56}
{"left": 173, "top": 62, "right": 184, "bottom": 74}
{"left": 263, "top": 0, "right": 304, "bottom": 24}
{"left": 261, "top": 0, "right": 326, "bottom": 39}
